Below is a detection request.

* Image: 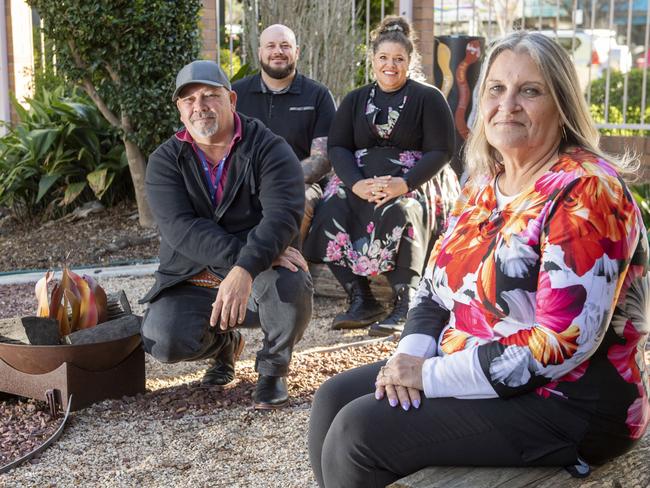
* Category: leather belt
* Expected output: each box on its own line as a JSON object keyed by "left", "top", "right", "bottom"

{"left": 186, "top": 270, "right": 222, "bottom": 289}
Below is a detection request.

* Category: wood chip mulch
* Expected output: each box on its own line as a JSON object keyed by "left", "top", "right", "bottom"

{"left": 0, "top": 397, "right": 62, "bottom": 467}
{"left": 0, "top": 201, "right": 159, "bottom": 272}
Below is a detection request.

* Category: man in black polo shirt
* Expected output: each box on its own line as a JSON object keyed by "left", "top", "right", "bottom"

{"left": 233, "top": 24, "right": 336, "bottom": 242}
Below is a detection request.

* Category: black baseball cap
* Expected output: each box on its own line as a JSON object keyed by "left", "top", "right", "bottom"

{"left": 172, "top": 60, "right": 231, "bottom": 101}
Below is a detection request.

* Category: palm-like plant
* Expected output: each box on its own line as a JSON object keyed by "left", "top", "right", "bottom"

{"left": 0, "top": 86, "right": 128, "bottom": 219}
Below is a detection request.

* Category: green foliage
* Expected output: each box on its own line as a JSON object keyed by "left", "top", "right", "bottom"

{"left": 0, "top": 86, "right": 129, "bottom": 219}
{"left": 219, "top": 48, "right": 242, "bottom": 78}
{"left": 28, "top": 0, "right": 203, "bottom": 157}
{"left": 630, "top": 184, "right": 650, "bottom": 234}
{"left": 356, "top": 0, "right": 395, "bottom": 30}
{"left": 229, "top": 63, "right": 258, "bottom": 84}
{"left": 589, "top": 69, "right": 650, "bottom": 136}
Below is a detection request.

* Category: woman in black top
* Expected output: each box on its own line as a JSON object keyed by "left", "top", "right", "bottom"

{"left": 303, "top": 16, "right": 459, "bottom": 335}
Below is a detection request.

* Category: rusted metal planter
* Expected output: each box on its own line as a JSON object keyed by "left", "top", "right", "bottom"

{"left": 0, "top": 333, "right": 145, "bottom": 414}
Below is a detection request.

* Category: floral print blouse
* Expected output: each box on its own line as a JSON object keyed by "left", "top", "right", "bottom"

{"left": 404, "top": 147, "right": 649, "bottom": 441}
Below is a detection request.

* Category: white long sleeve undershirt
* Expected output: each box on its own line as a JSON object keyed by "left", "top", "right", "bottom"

{"left": 395, "top": 332, "right": 437, "bottom": 358}
{"left": 395, "top": 333, "right": 498, "bottom": 399}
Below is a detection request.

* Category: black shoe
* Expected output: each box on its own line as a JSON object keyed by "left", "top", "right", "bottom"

{"left": 331, "top": 279, "right": 385, "bottom": 330}
{"left": 369, "top": 284, "right": 414, "bottom": 337}
{"left": 252, "top": 375, "right": 289, "bottom": 410}
{"left": 201, "top": 330, "right": 245, "bottom": 387}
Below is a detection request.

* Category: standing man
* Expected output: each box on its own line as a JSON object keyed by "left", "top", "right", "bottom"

{"left": 233, "top": 24, "right": 336, "bottom": 242}
{"left": 140, "top": 60, "right": 312, "bottom": 410}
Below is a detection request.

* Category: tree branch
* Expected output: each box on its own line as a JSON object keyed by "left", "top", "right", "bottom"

{"left": 67, "top": 40, "right": 122, "bottom": 129}
{"left": 104, "top": 63, "right": 120, "bottom": 85}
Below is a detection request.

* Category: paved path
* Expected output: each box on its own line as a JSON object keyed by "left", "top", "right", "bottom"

{"left": 0, "top": 262, "right": 159, "bottom": 285}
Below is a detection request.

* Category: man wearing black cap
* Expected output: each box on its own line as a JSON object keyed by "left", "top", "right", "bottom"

{"left": 233, "top": 24, "right": 336, "bottom": 242}
{"left": 140, "top": 60, "right": 313, "bottom": 410}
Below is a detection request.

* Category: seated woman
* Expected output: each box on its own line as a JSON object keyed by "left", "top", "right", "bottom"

{"left": 308, "top": 30, "right": 649, "bottom": 488}
{"left": 303, "top": 16, "right": 459, "bottom": 336}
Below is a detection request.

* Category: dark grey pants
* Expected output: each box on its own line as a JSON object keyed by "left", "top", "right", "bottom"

{"left": 141, "top": 267, "right": 313, "bottom": 376}
{"left": 309, "top": 361, "right": 581, "bottom": 488}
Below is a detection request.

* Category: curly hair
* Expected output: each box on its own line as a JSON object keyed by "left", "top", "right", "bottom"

{"left": 370, "top": 16, "right": 424, "bottom": 82}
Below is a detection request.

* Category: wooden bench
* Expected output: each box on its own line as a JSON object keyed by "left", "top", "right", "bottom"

{"left": 389, "top": 428, "right": 648, "bottom": 487}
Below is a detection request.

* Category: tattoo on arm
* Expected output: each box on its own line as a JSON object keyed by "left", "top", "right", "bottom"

{"left": 301, "top": 137, "right": 331, "bottom": 184}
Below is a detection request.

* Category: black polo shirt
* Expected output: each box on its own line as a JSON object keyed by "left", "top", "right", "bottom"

{"left": 232, "top": 72, "right": 336, "bottom": 161}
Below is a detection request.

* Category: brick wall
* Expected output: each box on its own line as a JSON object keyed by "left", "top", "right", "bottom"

{"left": 201, "top": 0, "right": 217, "bottom": 61}
{"left": 411, "top": 0, "right": 434, "bottom": 82}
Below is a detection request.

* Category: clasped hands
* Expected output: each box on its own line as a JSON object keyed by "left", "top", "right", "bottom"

{"left": 375, "top": 353, "right": 425, "bottom": 411}
{"left": 209, "top": 246, "right": 308, "bottom": 330}
{"left": 352, "top": 175, "right": 409, "bottom": 208}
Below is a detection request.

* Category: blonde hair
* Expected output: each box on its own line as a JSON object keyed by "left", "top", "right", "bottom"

{"left": 464, "top": 30, "right": 636, "bottom": 179}
{"left": 370, "top": 16, "right": 425, "bottom": 82}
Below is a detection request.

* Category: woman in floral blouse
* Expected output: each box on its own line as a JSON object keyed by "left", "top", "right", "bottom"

{"left": 308, "top": 31, "right": 649, "bottom": 488}
{"left": 303, "top": 16, "right": 460, "bottom": 335}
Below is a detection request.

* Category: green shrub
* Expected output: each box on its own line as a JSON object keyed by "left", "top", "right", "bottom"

{"left": 630, "top": 183, "right": 650, "bottom": 233}
{"left": 219, "top": 48, "right": 242, "bottom": 78}
{"left": 589, "top": 69, "right": 650, "bottom": 135}
{"left": 0, "top": 86, "right": 128, "bottom": 219}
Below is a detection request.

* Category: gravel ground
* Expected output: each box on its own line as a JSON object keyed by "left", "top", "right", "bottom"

{"left": 0, "top": 274, "right": 397, "bottom": 486}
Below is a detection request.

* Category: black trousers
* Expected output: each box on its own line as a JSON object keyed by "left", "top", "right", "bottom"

{"left": 141, "top": 267, "right": 313, "bottom": 376}
{"left": 309, "top": 361, "right": 581, "bottom": 488}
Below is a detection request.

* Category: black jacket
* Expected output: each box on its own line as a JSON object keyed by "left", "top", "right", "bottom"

{"left": 141, "top": 114, "right": 304, "bottom": 303}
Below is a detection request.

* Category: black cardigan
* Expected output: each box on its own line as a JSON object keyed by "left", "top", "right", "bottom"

{"left": 328, "top": 79, "right": 455, "bottom": 190}
{"left": 141, "top": 114, "right": 304, "bottom": 303}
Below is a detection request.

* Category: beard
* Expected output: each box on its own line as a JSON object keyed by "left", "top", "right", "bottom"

{"left": 190, "top": 112, "right": 219, "bottom": 137}
{"left": 260, "top": 58, "right": 296, "bottom": 80}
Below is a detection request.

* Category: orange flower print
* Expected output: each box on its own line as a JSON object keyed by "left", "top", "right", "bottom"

{"left": 547, "top": 177, "right": 633, "bottom": 277}
{"left": 440, "top": 327, "right": 470, "bottom": 354}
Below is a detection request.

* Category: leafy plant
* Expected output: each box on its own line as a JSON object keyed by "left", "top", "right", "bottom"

{"left": 35, "top": 268, "right": 108, "bottom": 338}
{"left": 630, "top": 184, "right": 650, "bottom": 233}
{"left": 0, "top": 86, "right": 128, "bottom": 219}
{"left": 229, "top": 63, "right": 257, "bottom": 84}
{"left": 219, "top": 48, "right": 243, "bottom": 78}
{"left": 589, "top": 69, "right": 650, "bottom": 136}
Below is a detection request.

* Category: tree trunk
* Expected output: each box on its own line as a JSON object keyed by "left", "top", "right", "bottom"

{"left": 122, "top": 137, "right": 155, "bottom": 228}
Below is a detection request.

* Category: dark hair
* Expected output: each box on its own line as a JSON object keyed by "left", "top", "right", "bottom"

{"left": 370, "top": 16, "right": 414, "bottom": 57}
